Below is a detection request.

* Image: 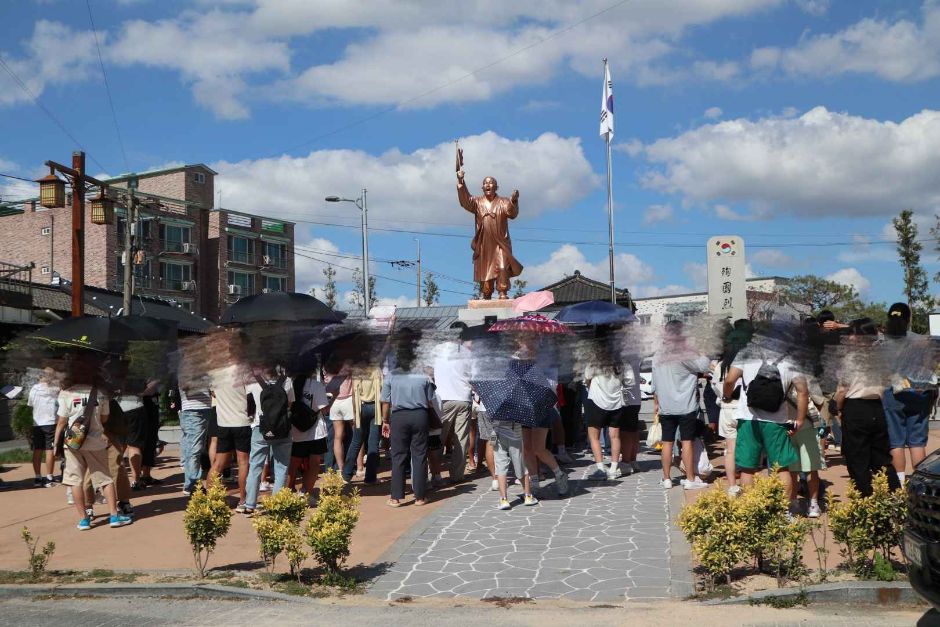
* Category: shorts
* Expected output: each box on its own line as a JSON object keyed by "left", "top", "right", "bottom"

{"left": 124, "top": 406, "right": 148, "bottom": 448}
{"left": 659, "top": 412, "right": 699, "bottom": 443}
{"left": 62, "top": 447, "right": 112, "bottom": 489}
{"left": 788, "top": 422, "right": 826, "bottom": 472}
{"left": 718, "top": 405, "right": 738, "bottom": 439}
{"left": 292, "top": 438, "right": 327, "bottom": 458}
{"left": 584, "top": 398, "right": 624, "bottom": 429}
{"left": 330, "top": 396, "right": 355, "bottom": 422}
{"left": 735, "top": 419, "right": 798, "bottom": 470}
{"left": 493, "top": 421, "right": 524, "bottom": 477}
{"left": 476, "top": 410, "right": 495, "bottom": 441}
{"left": 208, "top": 410, "right": 219, "bottom": 439}
{"left": 884, "top": 389, "right": 931, "bottom": 449}
{"left": 31, "top": 425, "right": 55, "bottom": 451}
{"left": 216, "top": 425, "right": 252, "bottom": 454}
{"left": 617, "top": 405, "right": 641, "bottom": 432}
{"left": 428, "top": 434, "right": 443, "bottom": 451}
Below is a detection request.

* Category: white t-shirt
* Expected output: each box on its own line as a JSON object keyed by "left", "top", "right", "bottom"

{"left": 210, "top": 365, "right": 251, "bottom": 428}
{"left": 432, "top": 341, "right": 472, "bottom": 402}
{"left": 56, "top": 386, "right": 109, "bottom": 451}
{"left": 732, "top": 357, "right": 802, "bottom": 424}
{"left": 294, "top": 378, "right": 330, "bottom": 442}
{"left": 585, "top": 366, "right": 624, "bottom": 411}
{"left": 246, "top": 375, "right": 295, "bottom": 430}
{"left": 28, "top": 381, "right": 59, "bottom": 427}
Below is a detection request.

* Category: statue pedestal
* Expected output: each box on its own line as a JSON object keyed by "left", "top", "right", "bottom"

{"left": 458, "top": 299, "right": 518, "bottom": 324}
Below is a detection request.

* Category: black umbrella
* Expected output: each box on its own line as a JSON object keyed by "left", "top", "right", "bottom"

{"left": 30, "top": 316, "right": 145, "bottom": 354}
{"left": 220, "top": 292, "right": 343, "bottom": 325}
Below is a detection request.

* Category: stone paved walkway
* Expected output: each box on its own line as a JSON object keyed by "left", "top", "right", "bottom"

{"left": 369, "top": 450, "right": 690, "bottom": 602}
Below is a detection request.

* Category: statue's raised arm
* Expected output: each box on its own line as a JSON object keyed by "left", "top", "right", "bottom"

{"left": 455, "top": 141, "right": 474, "bottom": 213}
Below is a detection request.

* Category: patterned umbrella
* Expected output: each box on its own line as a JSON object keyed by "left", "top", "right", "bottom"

{"left": 487, "top": 313, "right": 572, "bottom": 335}
{"left": 472, "top": 359, "right": 558, "bottom": 427}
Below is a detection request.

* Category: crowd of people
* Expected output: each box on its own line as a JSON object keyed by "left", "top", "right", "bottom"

{"left": 10, "top": 301, "right": 938, "bottom": 531}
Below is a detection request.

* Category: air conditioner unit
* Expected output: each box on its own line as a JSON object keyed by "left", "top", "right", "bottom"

{"left": 182, "top": 243, "right": 197, "bottom": 255}
{"left": 227, "top": 284, "right": 241, "bottom": 296}
{"left": 262, "top": 255, "right": 272, "bottom": 265}
{"left": 181, "top": 280, "right": 196, "bottom": 291}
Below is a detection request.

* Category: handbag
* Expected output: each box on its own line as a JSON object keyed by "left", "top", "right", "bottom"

{"left": 65, "top": 386, "right": 98, "bottom": 451}
{"left": 645, "top": 412, "right": 662, "bottom": 448}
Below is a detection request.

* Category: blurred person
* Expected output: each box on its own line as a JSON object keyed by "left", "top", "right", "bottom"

{"left": 619, "top": 354, "right": 643, "bottom": 474}
{"left": 433, "top": 336, "right": 473, "bottom": 483}
{"left": 343, "top": 368, "right": 383, "bottom": 483}
{"left": 208, "top": 362, "right": 252, "bottom": 512}
{"left": 288, "top": 369, "right": 330, "bottom": 501}
{"left": 27, "top": 366, "right": 60, "bottom": 487}
{"left": 243, "top": 364, "right": 295, "bottom": 516}
{"left": 324, "top": 358, "right": 354, "bottom": 473}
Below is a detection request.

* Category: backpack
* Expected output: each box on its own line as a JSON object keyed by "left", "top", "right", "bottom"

{"left": 289, "top": 375, "right": 318, "bottom": 432}
{"left": 255, "top": 374, "right": 291, "bottom": 441}
{"left": 745, "top": 358, "right": 787, "bottom": 413}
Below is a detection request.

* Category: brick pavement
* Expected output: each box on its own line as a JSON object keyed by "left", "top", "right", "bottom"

{"left": 369, "top": 449, "right": 688, "bottom": 602}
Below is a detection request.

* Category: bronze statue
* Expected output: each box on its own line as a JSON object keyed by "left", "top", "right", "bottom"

{"left": 455, "top": 142, "right": 523, "bottom": 300}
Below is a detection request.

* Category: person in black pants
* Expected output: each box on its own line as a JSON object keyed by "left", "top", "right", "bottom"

{"left": 381, "top": 331, "right": 435, "bottom": 507}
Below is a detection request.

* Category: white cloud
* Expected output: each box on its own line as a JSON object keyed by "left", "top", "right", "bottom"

{"left": 752, "top": 2, "right": 940, "bottom": 82}
{"left": 637, "top": 107, "right": 940, "bottom": 218}
{"left": 714, "top": 204, "right": 760, "bottom": 221}
{"left": 633, "top": 284, "right": 693, "bottom": 298}
{"left": 642, "top": 204, "right": 674, "bottom": 225}
{"left": 703, "top": 106, "right": 723, "bottom": 119}
{"left": 837, "top": 233, "right": 898, "bottom": 264}
{"left": 826, "top": 267, "right": 871, "bottom": 296}
{"left": 211, "top": 131, "right": 598, "bottom": 225}
{"left": 519, "top": 243, "right": 654, "bottom": 291}
{"left": 751, "top": 249, "right": 794, "bottom": 268}
{"left": 793, "top": 0, "right": 831, "bottom": 16}
{"left": 683, "top": 262, "right": 707, "bottom": 290}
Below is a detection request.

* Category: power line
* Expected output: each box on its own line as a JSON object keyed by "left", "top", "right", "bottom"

{"left": 0, "top": 172, "right": 34, "bottom": 183}
{"left": 0, "top": 54, "right": 108, "bottom": 173}
{"left": 86, "top": 0, "right": 129, "bottom": 172}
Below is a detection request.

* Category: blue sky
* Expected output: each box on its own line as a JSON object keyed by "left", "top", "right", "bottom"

{"left": 2, "top": 0, "right": 939, "bottom": 308}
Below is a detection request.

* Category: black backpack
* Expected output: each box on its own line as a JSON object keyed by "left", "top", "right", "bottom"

{"left": 255, "top": 374, "right": 291, "bottom": 441}
{"left": 745, "top": 358, "right": 786, "bottom": 413}
{"left": 289, "top": 375, "right": 319, "bottom": 432}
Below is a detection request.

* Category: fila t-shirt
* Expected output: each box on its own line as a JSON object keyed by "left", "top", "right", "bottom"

{"left": 56, "top": 385, "right": 109, "bottom": 450}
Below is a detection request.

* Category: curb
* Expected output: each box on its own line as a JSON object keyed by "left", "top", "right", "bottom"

{"left": 700, "top": 581, "right": 925, "bottom": 606}
{"left": 0, "top": 583, "right": 309, "bottom": 603}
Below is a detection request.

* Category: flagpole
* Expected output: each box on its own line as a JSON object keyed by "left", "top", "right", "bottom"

{"left": 603, "top": 59, "right": 616, "bottom": 304}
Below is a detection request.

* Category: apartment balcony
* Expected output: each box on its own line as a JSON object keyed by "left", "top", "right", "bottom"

{"left": 158, "top": 278, "right": 196, "bottom": 292}
{"left": 227, "top": 250, "right": 256, "bottom": 265}
{"left": 159, "top": 240, "right": 197, "bottom": 255}
{"left": 260, "top": 254, "right": 288, "bottom": 270}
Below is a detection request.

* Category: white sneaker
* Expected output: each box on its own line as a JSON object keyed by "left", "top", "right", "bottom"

{"left": 807, "top": 501, "right": 821, "bottom": 518}
{"left": 682, "top": 478, "right": 708, "bottom": 490}
{"left": 497, "top": 498, "right": 511, "bottom": 511}
{"left": 259, "top": 481, "right": 272, "bottom": 492}
{"left": 661, "top": 478, "right": 673, "bottom": 489}
{"left": 606, "top": 465, "right": 621, "bottom": 480}
{"left": 727, "top": 485, "right": 743, "bottom": 498}
{"left": 490, "top": 479, "right": 499, "bottom": 491}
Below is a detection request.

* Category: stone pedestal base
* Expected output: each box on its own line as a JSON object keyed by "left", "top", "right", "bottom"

{"left": 458, "top": 299, "right": 518, "bottom": 324}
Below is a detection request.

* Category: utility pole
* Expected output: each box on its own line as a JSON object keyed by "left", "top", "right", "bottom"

{"left": 121, "top": 176, "right": 138, "bottom": 315}
{"left": 415, "top": 238, "right": 421, "bottom": 307}
{"left": 362, "top": 188, "right": 370, "bottom": 316}
{"left": 71, "top": 152, "right": 86, "bottom": 316}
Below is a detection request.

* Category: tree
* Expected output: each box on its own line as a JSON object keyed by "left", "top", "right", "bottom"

{"left": 320, "top": 264, "right": 337, "bottom": 309}
{"left": 511, "top": 279, "right": 528, "bottom": 298}
{"left": 893, "top": 209, "right": 934, "bottom": 333}
{"left": 780, "top": 275, "right": 862, "bottom": 316}
{"left": 832, "top": 300, "right": 889, "bottom": 327}
{"left": 423, "top": 272, "right": 440, "bottom": 306}
{"left": 349, "top": 267, "right": 377, "bottom": 312}
{"left": 471, "top": 282, "right": 483, "bottom": 300}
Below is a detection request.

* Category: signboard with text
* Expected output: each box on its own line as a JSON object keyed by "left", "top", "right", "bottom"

{"left": 706, "top": 235, "right": 747, "bottom": 322}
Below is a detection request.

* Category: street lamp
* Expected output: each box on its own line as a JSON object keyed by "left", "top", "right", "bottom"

{"left": 325, "top": 188, "right": 370, "bottom": 315}
{"left": 36, "top": 170, "right": 65, "bottom": 209}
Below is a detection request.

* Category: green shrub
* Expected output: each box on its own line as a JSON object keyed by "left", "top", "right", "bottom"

{"left": 183, "top": 475, "right": 233, "bottom": 578}
{"left": 828, "top": 472, "right": 907, "bottom": 577}
{"left": 306, "top": 470, "right": 360, "bottom": 575}
{"left": 21, "top": 526, "right": 55, "bottom": 579}
{"left": 260, "top": 488, "right": 309, "bottom": 525}
{"left": 253, "top": 490, "right": 310, "bottom": 579}
{"left": 677, "top": 482, "right": 749, "bottom": 587}
{"left": 11, "top": 402, "right": 33, "bottom": 441}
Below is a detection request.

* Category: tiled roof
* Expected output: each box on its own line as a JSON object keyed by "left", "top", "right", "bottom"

{"left": 538, "top": 272, "right": 632, "bottom": 307}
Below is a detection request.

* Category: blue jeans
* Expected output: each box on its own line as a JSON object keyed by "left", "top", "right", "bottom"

{"left": 179, "top": 408, "right": 210, "bottom": 492}
{"left": 343, "top": 402, "right": 378, "bottom": 481}
{"left": 244, "top": 426, "right": 292, "bottom": 509}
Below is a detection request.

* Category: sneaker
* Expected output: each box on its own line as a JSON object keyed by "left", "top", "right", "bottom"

{"left": 43, "top": 477, "right": 56, "bottom": 488}
{"left": 33, "top": 477, "right": 43, "bottom": 487}
{"left": 490, "top": 479, "right": 499, "bottom": 491}
{"left": 182, "top": 488, "right": 192, "bottom": 497}
{"left": 606, "top": 465, "right": 622, "bottom": 480}
{"left": 259, "top": 481, "right": 272, "bottom": 492}
{"left": 131, "top": 481, "right": 143, "bottom": 492}
{"left": 631, "top": 462, "right": 641, "bottom": 474}
{"left": 807, "top": 501, "right": 821, "bottom": 519}
{"left": 555, "top": 451, "right": 573, "bottom": 464}
{"left": 66, "top": 487, "right": 74, "bottom": 505}
{"left": 498, "top": 498, "right": 511, "bottom": 510}
{"left": 118, "top": 502, "right": 135, "bottom": 518}
{"left": 77, "top": 517, "right": 91, "bottom": 531}
{"left": 588, "top": 467, "right": 608, "bottom": 480}
{"left": 620, "top": 464, "right": 633, "bottom": 476}
{"left": 109, "top": 514, "right": 133, "bottom": 528}
{"left": 242, "top": 507, "right": 256, "bottom": 517}
{"left": 661, "top": 478, "right": 674, "bottom": 489}
{"left": 727, "top": 485, "right": 743, "bottom": 498}
{"left": 682, "top": 478, "right": 708, "bottom": 490}
{"left": 355, "top": 469, "right": 365, "bottom": 480}
{"left": 85, "top": 507, "right": 94, "bottom": 519}
{"left": 555, "top": 472, "right": 569, "bottom": 496}
{"left": 523, "top": 494, "right": 539, "bottom": 506}
{"left": 234, "top": 503, "right": 248, "bottom": 514}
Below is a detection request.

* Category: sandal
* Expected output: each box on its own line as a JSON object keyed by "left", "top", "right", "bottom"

{"left": 386, "top": 499, "right": 402, "bottom": 508}
{"left": 414, "top": 499, "right": 428, "bottom": 507}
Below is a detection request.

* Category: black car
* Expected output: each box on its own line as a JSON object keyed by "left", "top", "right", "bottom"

{"left": 905, "top": 446, "right": 940, "bottom": 612}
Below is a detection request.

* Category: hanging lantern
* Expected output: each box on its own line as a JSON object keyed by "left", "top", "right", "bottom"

{"left": 90, "top": 190, "right": 115, "bottom": 225}
{"left": 36, "top": 172, "right": 65, "bottom": 208}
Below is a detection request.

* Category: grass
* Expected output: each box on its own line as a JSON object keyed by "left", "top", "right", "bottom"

{"left": 0, "top": 569, "right": 141, "bottom": 585}
{"left": 749, "top": 590, "right": 809, "bottom": 609}
{"left": 0, "top": 448, "right": 33, "bottom": 465}
{"left": 482, "top": 596, "right": 535, "bottom": 609}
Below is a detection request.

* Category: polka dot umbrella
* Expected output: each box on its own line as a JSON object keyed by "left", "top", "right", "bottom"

{"left": 487, "top": 313, "right": 572, "bottom": 335}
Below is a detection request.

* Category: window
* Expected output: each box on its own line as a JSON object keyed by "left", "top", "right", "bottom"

{"left": 160, "top": 261, "right": 191, "bottom": 290}
{"left": 263, "top": 242, "right": 286, "bottom": 268}
{"left": 193, "top": 172, "right": 206, "bottom": 184}
{"left": 40, "top": 266, "right": 50, "bottom": 275}
{"left": 227, "top": 235, "right": 254, "bottom": 264}
{"left": 159, "top": 223, "right": 192, "bottom": 252}
{"left": 116, "top": 217, "right": 152, "bottom": 244}
{"left": 263, "top": 275, "right": 286, "bottom": 292}
{"left": 40, "top": 227, "right": 51, "bottom": 236}
{"left": 118, "top": 258, "right": 152, "bottom": 289}
{"left": 227, "top": 270, "right": 254, "bottom": 295}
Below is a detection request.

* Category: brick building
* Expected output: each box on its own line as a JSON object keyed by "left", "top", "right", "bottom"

{"left": 0, "top": 164, "right": 294, "bottom": 322}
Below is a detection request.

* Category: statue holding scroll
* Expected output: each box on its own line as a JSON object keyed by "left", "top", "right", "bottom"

{"left": 455, "top": 143, "right": 523, "bottom": 300}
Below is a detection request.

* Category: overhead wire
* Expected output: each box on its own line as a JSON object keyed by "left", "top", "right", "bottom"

{"left": 86, "top": 0, "right": 129, "bottom": 172}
